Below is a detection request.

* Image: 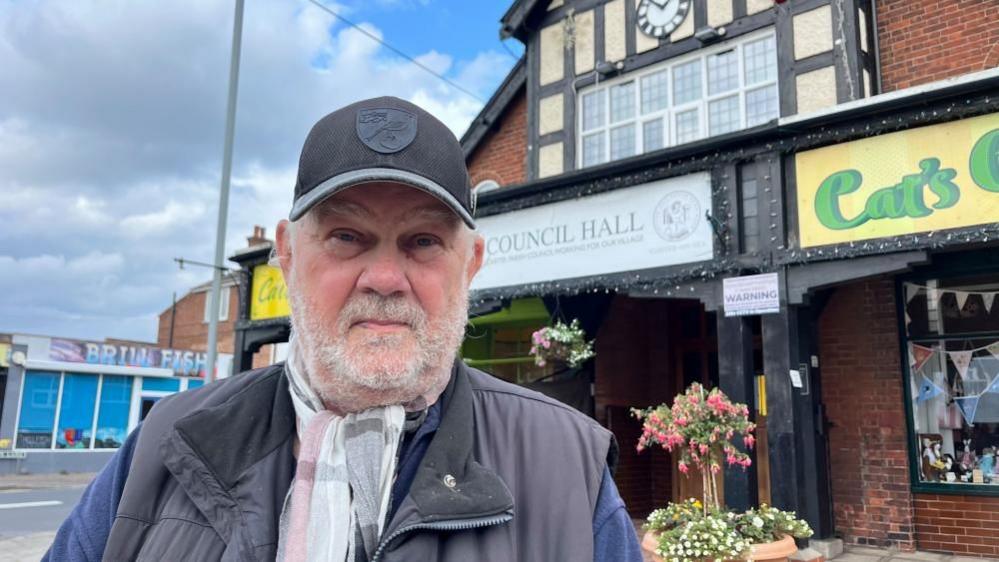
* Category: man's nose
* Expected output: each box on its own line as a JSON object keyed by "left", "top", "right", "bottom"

{"left": 356, "top": 247, "right": 410, "bottom": 296}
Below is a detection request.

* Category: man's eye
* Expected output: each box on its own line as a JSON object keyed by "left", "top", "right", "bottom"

{"left": 413, "top": 236, "right": 440, "bottom": 248}
{"left": 332, "top": 231, "right": 358, "bottom": 243}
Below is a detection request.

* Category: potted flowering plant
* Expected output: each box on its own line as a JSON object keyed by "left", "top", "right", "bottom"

{"left": 633, "top": 383, "right": 813, "bottom": 562}
{"left": 529, "top": 319, "right": 595, "bottom": 368}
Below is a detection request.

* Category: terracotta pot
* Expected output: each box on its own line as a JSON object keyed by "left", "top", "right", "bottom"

{"left": 747, "top": 534, "right": 798, "bottom": 562}
{"left": 641, "top": 531, "right": 667, "bottom": 562}
{"left": 640, "top": 531, "right": 797, "bottom": 562}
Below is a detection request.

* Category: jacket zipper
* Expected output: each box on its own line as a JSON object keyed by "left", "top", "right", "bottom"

{"left": 369, "top": 512, "right": 514, "bottom": 562}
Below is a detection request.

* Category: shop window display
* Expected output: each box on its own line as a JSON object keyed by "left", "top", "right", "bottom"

{"left": 94, "top": 375, "right": 133, "bottom": 449}
{"left": 16, "top": 371, "right": 60, "bottom": 449}
{"left": 903, "top": 275, "right": 999, "bottom": 486}
{"left": 56, "top": 373, "right": 99, "bottom": 449}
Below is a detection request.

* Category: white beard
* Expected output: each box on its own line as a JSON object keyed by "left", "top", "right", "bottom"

{"left": 287, "top": 273, "right": 468, "bottom": 413}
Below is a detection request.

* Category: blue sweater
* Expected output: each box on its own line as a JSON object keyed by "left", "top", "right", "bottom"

{"left": 45, "top": 403, "right": 642, "bottom": 561}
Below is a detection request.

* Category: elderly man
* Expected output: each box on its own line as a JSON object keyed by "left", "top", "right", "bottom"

{"left": 45, "top": 97, "right": 642, "bottom": 561}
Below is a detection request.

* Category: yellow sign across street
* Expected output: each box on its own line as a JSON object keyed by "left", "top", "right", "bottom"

{"left": 250, "top": 264, "right": 291, "bottom": 320}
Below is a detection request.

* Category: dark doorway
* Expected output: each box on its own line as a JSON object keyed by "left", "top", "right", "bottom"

{"left": 140, "top": 396, "right": 161, "bottom": 421}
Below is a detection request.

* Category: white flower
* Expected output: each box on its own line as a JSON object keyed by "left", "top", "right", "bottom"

{"left": 752, "top": 516, "right": 764, "bottom": 528}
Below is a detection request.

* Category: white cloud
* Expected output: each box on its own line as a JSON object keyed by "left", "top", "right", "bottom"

{"left": 0, "top": 0, "right": 515, "bottom": 342}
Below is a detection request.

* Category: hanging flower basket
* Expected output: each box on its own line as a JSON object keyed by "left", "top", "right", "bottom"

{"left": 529, "top": 319, "right": 595, "bottom": 369}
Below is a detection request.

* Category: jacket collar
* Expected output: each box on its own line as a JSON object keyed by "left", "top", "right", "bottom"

{"left": 385, "top": 360, "right": 514, "bottom": 532}
{"left": 161, "top": 360, "right": 513, "bottom": 545}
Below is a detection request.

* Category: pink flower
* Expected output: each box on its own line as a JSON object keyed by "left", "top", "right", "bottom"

{"left": 744, "top": 435, "right": 756, "bottom": 449}
{"left": 678, "top": 461, "right": 689, "bottom": 474}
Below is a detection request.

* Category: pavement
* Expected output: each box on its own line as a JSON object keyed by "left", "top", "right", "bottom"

{"left": 0, "top": 473, "right": 93, "bottom": 561}
{"left": 835, "top": 546, "right": 999, "bottom": 562}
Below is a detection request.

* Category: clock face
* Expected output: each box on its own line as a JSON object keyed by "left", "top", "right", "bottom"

{"left": 636, "top": 0, "right": 691, "bottom": 38}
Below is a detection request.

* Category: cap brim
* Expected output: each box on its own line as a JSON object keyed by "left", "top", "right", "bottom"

{"left": 289, "top": 167, "right": 475, "bottom": 228}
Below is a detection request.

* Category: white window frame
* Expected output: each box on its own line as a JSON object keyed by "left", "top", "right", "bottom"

{"left": 203, "top": 286, "right": 231, "bottom": 323}
{"left": 577, "top": 29, "right": 778, "bottom": 169}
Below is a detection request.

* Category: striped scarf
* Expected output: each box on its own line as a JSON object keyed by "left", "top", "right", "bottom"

{"left": 277, "top": 337, "right": 405, "bottom": 562}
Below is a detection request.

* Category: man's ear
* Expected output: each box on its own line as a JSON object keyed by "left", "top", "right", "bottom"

{"left": 275, "top": 219, "right": 293, "bottom": 278}
{"left": 465, "top": 234, "right": 485, "bottom": 284}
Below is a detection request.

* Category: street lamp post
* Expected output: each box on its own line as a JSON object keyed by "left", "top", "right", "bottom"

{"left": 206, "top": 0, "right": 245, "bottom": 383}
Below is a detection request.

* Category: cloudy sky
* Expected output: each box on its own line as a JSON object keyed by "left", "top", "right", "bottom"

{"left": 0, "top": 0, "right": 521, "bottom": 344}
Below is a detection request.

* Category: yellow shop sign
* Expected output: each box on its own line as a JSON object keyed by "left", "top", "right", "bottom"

{"left": 250, "top": 264, "right": 290, "bottom": 320}
{"left": 795, "top": 112, "right": 999, "bottom": 248}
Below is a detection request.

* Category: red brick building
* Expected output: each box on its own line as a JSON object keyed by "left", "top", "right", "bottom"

{"left": 159, "top": 226, "right": 277, "bottom": 373}
{"left": 459, "top": 0, "right": 999, "bottom": 558}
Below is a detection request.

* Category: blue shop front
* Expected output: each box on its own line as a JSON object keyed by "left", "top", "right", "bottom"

{"left": 0, "top": 335, "right": 231, "bottom": 475}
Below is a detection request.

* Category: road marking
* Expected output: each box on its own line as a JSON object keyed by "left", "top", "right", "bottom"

{"left": 0, "top": 500, "right": 63, "bottom": 510}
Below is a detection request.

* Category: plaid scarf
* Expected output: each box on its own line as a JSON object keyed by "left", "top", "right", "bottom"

{"left": 277, "top": 337, "right": 405, "bottom": 562}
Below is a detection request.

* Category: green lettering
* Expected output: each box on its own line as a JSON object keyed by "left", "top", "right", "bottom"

{"left": 969, "top": 128, "right": 999, "bottom": 192}
{"left": 922, "top": 157, "right": 960, "bottom": 209}
{"left": 865, "top": 186, "right": 906, "bottom": 219}
{"left": 258, "top": 277, "right": 274, "bottom": 303}
{"left": 814, "top": 170, "right": 869, "bottom": 230}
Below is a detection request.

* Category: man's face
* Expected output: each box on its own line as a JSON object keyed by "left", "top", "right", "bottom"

{"left": 276, "top": 182, "right": 484, "bottom": 413}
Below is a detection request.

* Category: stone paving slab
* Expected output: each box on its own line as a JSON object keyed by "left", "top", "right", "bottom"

{"left": 0, "top": 531, "right": 55, "bottom": 561}
{"left": 839, "top": 547, "right": 999, "bottom": 562}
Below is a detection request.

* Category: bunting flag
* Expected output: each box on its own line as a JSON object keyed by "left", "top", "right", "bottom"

{"left": 949, "top": 351, "right": 974, "bottom": 380}
{"left": 988, "top": 341, "right": 999, "bottom": 361}
{"left": 904, "top": 284, "right": 999, "bottom": 313}
{"left": 910, "top": 344, "right": 935, "bottom": 372}
{"left": 954, "top": 395, "right": 980, "bottom": 425}
{"left": 916, "top": 374, "right": 945, "bottom": 403}
{"left": 955, "top": 291, "right": 970, "bottom": 311}
{"left": 987, "top": 374, "right": 999, "bottom": 395}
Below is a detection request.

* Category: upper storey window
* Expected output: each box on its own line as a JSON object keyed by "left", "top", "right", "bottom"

{"left": 578, "top": 31, "right": 778, "bottom": 168}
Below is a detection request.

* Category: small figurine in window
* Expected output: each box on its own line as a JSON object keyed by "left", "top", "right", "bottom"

{"left": 960, "top": 438, "right": 976, "bottom": 472}
{"left": 979, "top": 447, "right": 996, "bottom": 480}
{"left": 922, "top": 439, "right": 945, "bottom": 481}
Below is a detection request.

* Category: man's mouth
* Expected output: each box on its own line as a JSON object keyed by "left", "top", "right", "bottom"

{"left": 351, "top": 319, "right": 411, "bottom": 333}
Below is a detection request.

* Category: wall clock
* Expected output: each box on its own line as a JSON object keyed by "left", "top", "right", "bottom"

{"left": 636, "top": 0, "right": 691, "bottom": 38}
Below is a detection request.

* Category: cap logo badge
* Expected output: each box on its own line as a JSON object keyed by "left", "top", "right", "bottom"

{"left": 356, "top": 108, "right": 417, "bottom": 154}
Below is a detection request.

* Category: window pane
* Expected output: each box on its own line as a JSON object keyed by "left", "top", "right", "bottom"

{"left": 904, "top": 277, "right": 999, "bottom": 338}
{"left": 643, "top": 119, "right": 664, "bottom": 152}
{"left": 745, "top": 85, "right": 778, "bottom": 126}
{"left": 609, "top": 81, "right": 636, "bottom": 123}
{"left": 908, "top": 338, "right": 999, "bottom": 486}
{"left": 707, "top": 49, "right": 739, "bottom": 95}
{"left": 56, "top": 374, "right": 98, "bottom": 449}
{"left": 744, "top": 36, "right": 777, "bottom": 85}
{"left": 95, "top": 375, "right": 133, "bottom": 449}
{"left": 16, "top": 371, "right": 60, "bottom": 449}
{"left": 675, "top": 109, "right": 700, "bottom": 144}
{"left": 582, "top": 132, "right": 606, "bottom": 167}
{"left": 673, "top": 60, "right": 702, "bottom": 105}
{"left": 582, "top": 90, "right": 606, "bottom": 132}
{"left": 610, "top": 124, "right": 637, "bottom": 160}
{"left": 219, "top": 287, "right": 230, "bottom": 321}
{"left": 640, "top": 70, "right": 669, "bottom": 114}
{"left": 709, "top": 95, "right": 740, "bottom": 135}
{"left": 142, "top": 377, "right": 181, "bottom": 392}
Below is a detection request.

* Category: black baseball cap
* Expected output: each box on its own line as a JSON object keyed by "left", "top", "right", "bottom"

{"left": 290, "top": 96, "right": 475, "bottom": 228}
